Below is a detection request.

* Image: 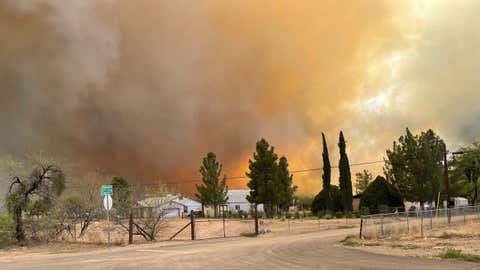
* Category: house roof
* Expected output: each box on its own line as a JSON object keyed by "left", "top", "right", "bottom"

{"left": 137, "top": 194, "right": 201, "bottom": 208}
{"left": 227, "top": 189, "right": 251, "bottom": 203}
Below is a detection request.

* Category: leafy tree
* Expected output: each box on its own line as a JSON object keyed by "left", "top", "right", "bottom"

{"left": 295, "top": 195, "right": 314, "bottom": 210}
{"left": 359, "top": 176, "right": 403, "bottom": 214}
{"left": 277, "top": 156, "right": 297, "bottom": 211}
{"left": 111, "top": 176, "right": 133, "bottom": 216}
{"left": 354, "top": 169, "right": 372, "bottom": 194}
{"left": 321, "top": 133, "right": 333, "bottom": 212}
{"left": 338, "top": 131, "right": 353, "bottom": 212}
{"left": 246, "top": 138, "right": 281, "bottom": 218}
{"left": 450, "top": 142, "right": 480, "bottom": 205}
{"left": 312, "top": 185, "right": 343, "bottom": 215}
{"left": 4, "top": 153, "right": 66, "bottom": 243}
{"left": 195, "top": 152, "right": 228, "bottom": 218}
{"left": 384, "top": 128, "right": 444, "bottom": 209}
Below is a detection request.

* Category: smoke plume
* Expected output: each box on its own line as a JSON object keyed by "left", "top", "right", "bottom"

{"left": 1, "top": 0, "right": 479, "bottom": 194}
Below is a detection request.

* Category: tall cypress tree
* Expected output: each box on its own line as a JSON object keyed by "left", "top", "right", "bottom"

{"left": 277, "top": 156, "right": 297, "bottom": 212}
{"left": 338, "top": 131, "right": 353, "bottom": 212}
{"left": 322, "top": 133, "right": 333, "bottom": 212}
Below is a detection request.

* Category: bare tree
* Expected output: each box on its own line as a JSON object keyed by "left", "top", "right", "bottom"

{"left": 3, "top": 153, "right": 66, "bottom": 243}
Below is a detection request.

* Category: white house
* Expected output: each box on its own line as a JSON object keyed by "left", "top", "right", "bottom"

{"left": 137, "top": 195, "right": 202, "bottom": 218}
{"left": 226, "top": 190, "right": 264, "bottom": 213}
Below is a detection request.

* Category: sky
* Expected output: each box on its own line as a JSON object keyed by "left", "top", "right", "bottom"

{"left": 0, "top": 0, "right": 479, "bottom": 195}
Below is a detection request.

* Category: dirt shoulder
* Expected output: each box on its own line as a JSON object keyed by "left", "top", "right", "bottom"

{"left": 342, "top": 222, "right": 480, "bottom": 262}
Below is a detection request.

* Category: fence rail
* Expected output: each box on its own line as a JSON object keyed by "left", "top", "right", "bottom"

{"left": 360, "top": 205, "right": 480, "bottom": 239}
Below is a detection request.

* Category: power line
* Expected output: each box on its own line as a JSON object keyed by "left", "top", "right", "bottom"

{"left": 65, "top": 159, "right": 385, "bottom": 188}
{"left": 162, "top": 159, "right": 385, "bottom": 186}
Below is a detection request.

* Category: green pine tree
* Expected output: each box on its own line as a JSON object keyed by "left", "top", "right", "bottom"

{"left": 111, "top": 176, "right": 133, "bottom": 216}
{"left": 195, "top": 152, "right": 228, "bottom": 218}
{"left": 338, "top": 131, "right": 353, "bottom": 212}
{"left": 321, "top": 132, "right": 333, "bottom": 212}
{"left": 246, "top": 138, "right": 280, "bottom": 218}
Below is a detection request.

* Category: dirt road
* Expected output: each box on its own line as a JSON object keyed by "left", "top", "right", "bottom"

{"left": 1, "top": 229, "right": 477, "bottom": 269}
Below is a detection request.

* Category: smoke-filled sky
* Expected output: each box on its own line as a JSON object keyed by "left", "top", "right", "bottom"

{"left": 1, "top": 0, "right": 479, "bottom": 195}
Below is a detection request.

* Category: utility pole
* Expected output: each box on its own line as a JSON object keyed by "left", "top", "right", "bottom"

{"left": 443, "top": 143, "right": 450, "bottom": 207}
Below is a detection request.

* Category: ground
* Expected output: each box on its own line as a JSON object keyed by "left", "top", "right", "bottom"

{"left": 0, "top": 222, "right": 477, "bottom": 269}
{"left": 344, "top": 222, "right": 480, "bottom": 263}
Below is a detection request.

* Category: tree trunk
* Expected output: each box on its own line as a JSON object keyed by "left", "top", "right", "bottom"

{"left": 214, "top": 204, "right": 218, "bottom": 218}
{"left": 474, "top": 180, "right": 478, "bottom": 206}
{"left": 13, "top": 204, "right": 25, "bottom": 243}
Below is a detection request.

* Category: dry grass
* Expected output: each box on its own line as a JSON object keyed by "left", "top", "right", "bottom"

{"left": 349, "top": 222, "right": 480, "bottom": 262}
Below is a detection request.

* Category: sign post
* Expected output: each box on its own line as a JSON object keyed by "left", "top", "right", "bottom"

{"left": 101, "top": 185, "right": 113, "bottom": 246}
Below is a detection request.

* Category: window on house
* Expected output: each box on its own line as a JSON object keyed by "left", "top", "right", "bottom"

{"left": 235, "top": 205, "right": 240, "bottom": 210}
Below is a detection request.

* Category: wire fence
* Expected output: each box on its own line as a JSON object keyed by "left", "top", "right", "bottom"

{"left": 360, "top": 205, "right": 480, "bottom": 239}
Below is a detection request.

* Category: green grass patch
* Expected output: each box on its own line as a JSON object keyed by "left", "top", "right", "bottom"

{"left": 439, "top": 248, "right": 480, "bottom": 263}
{"left": 337, "top": 225, "right": 355, "bottom": 229}
{"left": 391, "top": 244, "right": 419, "bottom": 250}
{"left": 341, "top": 235, "right": 361, "bottom": 247}
{"left": 240, "top": 231, "right": 257, "bottom": 237}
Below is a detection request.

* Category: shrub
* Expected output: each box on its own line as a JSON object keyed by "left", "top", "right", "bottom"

{"left": 312, "top": 185, "right": 343, "bottom": 215}
{"left": 439, "top": 248, "right": 480, "bottom": 263}
{"left": 0, "top": 212, "right": 14, "bottom": 248}
{"left": 240, "top": 231, "right": 257, "bottom": 237}
{"left": 359, "top": 176, "right": 403, "bottom": 214}
{"left": 294, "top": 212, "right": 300, "bottom": 219}
{"left": 335, "top": 212, "right": 344, "bottom": 219}
{"left": 378, "top": 204, "right": 390, "bottom": 213}
{"left": 360, "top": 207, "right": 370, "bottom": 215}
{"left": 323, "top": 213, "right": 333, "bottom": 220}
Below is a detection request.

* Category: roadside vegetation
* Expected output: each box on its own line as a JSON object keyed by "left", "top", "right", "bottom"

{"left": 439, "top": 248, "right": 480, "bottom": 263}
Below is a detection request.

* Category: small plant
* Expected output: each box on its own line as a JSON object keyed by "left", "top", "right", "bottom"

{"left": 341, "top": 235, "right": 360, "bottom": 247}
{"left": 335, "top": 212, "right": 344, "bottom": 219}
{"left": 360, "top": 207, "right": 370, "bottom": 215}
{"left": 240, "top": 231, "right": 257, "bottom": 237}
{"left": 391, "top": 244, "right": 419, "bottom": 250}
{"left": 294, "top": 212, "right": 300, "bottom": 219}
{"left": 439, "top": 248, "right": 480, "bottom": 263}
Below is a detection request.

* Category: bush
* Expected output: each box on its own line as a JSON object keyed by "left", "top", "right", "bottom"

{"left": 439, "top": 248, "right": 480, "bottom": 263}
{"left": 0, "top": 212, "right": 14, "bottom": 248}
{"left": 378, "top": 204, "right": 390, "bottom": 213}
{"left": 294, "top": 212, "right": 300, "bottom": 219}
{"left": 311, "top": 185, "right": 343, "bottom": 215}
{"left": 360, "top": 207, "right": 370, "bottom": 215}
{"left": 335, "top": 212, "right": 344, "bottom": 219}
{"left": 240, "top": 231, "right": 257, "bottom": 237}
{"left": 359, "top": 176, "right": 403, "bottom": 214}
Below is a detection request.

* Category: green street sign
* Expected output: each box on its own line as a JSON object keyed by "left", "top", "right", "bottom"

{"left": 101, "top": 185, "right": 113, "bottom": 196}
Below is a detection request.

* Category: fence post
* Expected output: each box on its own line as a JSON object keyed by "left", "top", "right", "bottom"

{"left": 380, "top": 216, "right": 384, "bottom": 236}
{"left": 448, "top": 208, "right": 451, "bottom": 224}
{"left": 128, "top": 212, "right": 133, "bottom": 244}
{"left": 222, "top": 208, "right": 226, "bottom": 238}
{"left": 359, "top": 217, "right": 363, "bottom": 239}
{"left": 430, "top": 210, "right": 433, "bottom": 230}
{"left": 421, "top": 212, "right": 424, "bottom": 238}
{"left": 406, "top": 213, "right": 409, "bottom": 234}
{"left": 254, "top": 204, "right": 259, "bottom": 236}
{"left": 190, "top": 210, "right": 196, "bottom": 240}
